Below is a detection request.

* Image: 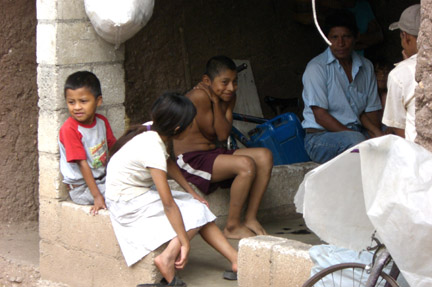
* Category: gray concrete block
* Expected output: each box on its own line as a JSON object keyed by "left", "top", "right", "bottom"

{"left": 37, "top": 0, "right": 87, "bottom": 20}
{"left": 59, "top": 202, "right": 122, "bottom": 258}
{"left": 39, "top": 199, "right": 62, "bottom": 242}
{"left": 56, "top": 22, "right": 124, "bottom": 65}
{"left": 91, "top": 248, "right": 162, "bottom": 286}
{"left": 272, "top": 240, "right": 313, "bottom": 287}
{"left": 38, "top": 110, "right": 68, "bottom": 154}
{"left": 40, "top": 201, "right": 163, "bottom": 287}
{"left": 40, "top": 239, "right": 95, "bottom": 287}
{"left": 38, "top": 152, "right": 66, "bottom": 199}
{"left": 103, "top": 104, "right": 126, "bottom": 138}
{"left": 238, "top": 236, "right": 313, "bottom": 287}
{"left": 238, "top": 236, "right": 286, "bottom": 287}
{"left": 58, "top": 0, "right": 87, "bottom": 20}
{"left": 37, "top": 22, "right": 124, "bottom": 65}
{"left": 36, "top": 23, "right": 57, "bottom": 65}
{"left": 93, "top": 63, "right": 125, "bottom": 105}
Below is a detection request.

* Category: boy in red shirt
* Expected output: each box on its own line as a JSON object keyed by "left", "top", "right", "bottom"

{"left": 58, "top": 71, "right": 116, "bottom": 215}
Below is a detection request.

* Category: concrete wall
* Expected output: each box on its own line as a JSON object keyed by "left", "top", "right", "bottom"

{"left": 415, "top": 0, "right": 432, "bottom": 152}
{"left": 36, "top": 0, "right": 126, "bottom": 284}
{"left": 0, "top": 0, "right": 38, "bottom": 223}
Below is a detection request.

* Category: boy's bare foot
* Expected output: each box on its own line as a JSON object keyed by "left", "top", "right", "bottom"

{"left": 223, "top": 225, "right": 255, "bottom": 239}
{"left": 154, "top": 253, "right": 175, "bottom": 283}
{"left": 245, "top": 219, "right": 268, "bottom": 236}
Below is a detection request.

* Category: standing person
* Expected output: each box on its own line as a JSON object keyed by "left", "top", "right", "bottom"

{"left": 301, "top": 10, "right": 382, "bottom": 164}
{"left": 382, "top": 4, "right": 420, "bottom": 141}
{"left": 173, "top": 55, "right": 273, "bottom": 240}
{"left": 58, "top": 71, "right": 116, "bottom": 215}
{"left": 105, "top": 93, "right": 238, "bottom": 286}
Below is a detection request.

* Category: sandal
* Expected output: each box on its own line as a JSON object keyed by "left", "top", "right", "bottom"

{"left": 137, "top": 276, "right": 187, "bottom": 287}
{"left": 223, "top": 270, "right": 238, "bottom": 280}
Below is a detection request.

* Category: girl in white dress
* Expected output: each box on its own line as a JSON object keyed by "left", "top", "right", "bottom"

{"left": 105, "top": 93, "right": 238, "bottom": 286}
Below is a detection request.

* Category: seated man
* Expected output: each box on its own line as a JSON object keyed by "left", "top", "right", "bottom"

{"left": 301, "top": 10, "right": 382, "bottom": 164}
{"left": 173, "top": 55, "right": 273, "bottom": 239}
{"left": 382, "top": 4, "right": 420, "bottom": 141}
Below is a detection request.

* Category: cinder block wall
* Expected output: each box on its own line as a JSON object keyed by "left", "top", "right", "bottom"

{"left": 36, "top": 0, "right": 129, "bottom": 285}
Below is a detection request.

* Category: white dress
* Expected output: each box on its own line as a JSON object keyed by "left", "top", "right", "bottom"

{"left": 105, "top": 131, "right": 216, "bottom": 266}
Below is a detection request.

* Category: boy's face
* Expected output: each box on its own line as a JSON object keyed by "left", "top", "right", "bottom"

{"left": 65, "top": 87, "right": 102, "bottom": 125}
{"left": 207, "top": 69, "right": 238, "bottom": 102}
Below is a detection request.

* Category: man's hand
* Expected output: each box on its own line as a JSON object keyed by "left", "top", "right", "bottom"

{"left": 90, "top": 195, "right": 107, "bottom": 216}
{"left": 194, "top": 82, "right": 219, "bottom": 104}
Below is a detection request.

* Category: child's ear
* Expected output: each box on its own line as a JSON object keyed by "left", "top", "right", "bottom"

{"left": 96, "top": 95, "right": 103, "bottom": 106}
{"left": 202, "top": 75, "right": 211, "bottom": 86}
{"left": 174, "top": 126, "right": 180, "bottom": 135}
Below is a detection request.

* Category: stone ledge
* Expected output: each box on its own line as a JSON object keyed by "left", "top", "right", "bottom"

{"left": 39, "top": 200, "right": 163, "bottom": 287}
{"left": 238, "top": 235, "right": 313, "bottom": 287}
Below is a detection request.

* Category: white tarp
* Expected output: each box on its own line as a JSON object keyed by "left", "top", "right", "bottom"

{"left": 295, "top": 135, "right": 432, "bottom": 287}
{"left": 85, "top": 0, "right": 154, "bottom": 47}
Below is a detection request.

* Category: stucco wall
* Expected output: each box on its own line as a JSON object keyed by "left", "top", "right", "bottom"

{"left": 415, "top": 0, "right": 432, "bottom": 152}
{"left": 0, "top": 0, "right": 38, "bottom": 222}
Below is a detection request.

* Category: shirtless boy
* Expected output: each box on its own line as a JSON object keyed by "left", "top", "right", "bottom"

{"left": 174, "top": 55, "right": 273, "bottom": 239}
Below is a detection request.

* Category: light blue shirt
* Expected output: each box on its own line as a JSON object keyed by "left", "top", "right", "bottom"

{"left": 301, "top": 47, "right": 381, "bottom": 130}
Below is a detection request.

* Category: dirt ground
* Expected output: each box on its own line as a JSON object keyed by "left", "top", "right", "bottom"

{"left": 0, "top": 222, "right": 68, "bottom": 287}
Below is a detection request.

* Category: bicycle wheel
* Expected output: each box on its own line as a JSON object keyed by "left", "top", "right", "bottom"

{"left": 303, "top": 263, "right": 399, "bottom": 287}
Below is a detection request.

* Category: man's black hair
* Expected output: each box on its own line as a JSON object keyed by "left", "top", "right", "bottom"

{"left": 324, "top": 10, "right": 359, "bottom": 37}
{"left": 64, "top": 71, "right": 102, "bottom": 99}
{"left": 204, "top": 55, "right": 237, "bottom": 80}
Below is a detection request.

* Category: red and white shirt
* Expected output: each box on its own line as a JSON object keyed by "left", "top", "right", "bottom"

{"left": 59, "top": 114, "right": 116, "bottom": 185}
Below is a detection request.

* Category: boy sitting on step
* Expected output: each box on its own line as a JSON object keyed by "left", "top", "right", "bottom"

{"left": 58, "top": 71, "right": 116, "bottom": 215}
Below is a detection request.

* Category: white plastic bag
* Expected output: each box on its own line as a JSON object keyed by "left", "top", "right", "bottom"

{"left": 85, "top": 0, "right": 154, "bottom": 47}
{"left": 296, "top": 135, "right": 432, "bottom": 287}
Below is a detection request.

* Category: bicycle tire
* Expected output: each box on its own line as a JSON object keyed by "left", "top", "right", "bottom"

{"left": 303, "top": 263, "right": 399, "bottom": 287}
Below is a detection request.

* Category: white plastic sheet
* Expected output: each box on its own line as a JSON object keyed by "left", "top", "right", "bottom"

{"left": 85, "top": 0, "right": 154, "bottom": 47}
{"left": 295, "top": 135, "right": 432, "bottom": 287}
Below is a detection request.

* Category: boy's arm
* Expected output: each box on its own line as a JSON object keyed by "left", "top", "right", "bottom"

{"left": 190, "top": 85, "right": 234, "bottom": 141}
{"left": 76, "top": 160, "right": 107, "bottom": 215}
{"left": 166, "top": 158, "right": 209, "bottom": 207}
{"left": 360, "top": 113, "right": 383, "bottom": 138}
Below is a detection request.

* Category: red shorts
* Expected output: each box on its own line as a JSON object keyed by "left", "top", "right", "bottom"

{"left": 176, "top": 148, "right": 235, "bottom": 194}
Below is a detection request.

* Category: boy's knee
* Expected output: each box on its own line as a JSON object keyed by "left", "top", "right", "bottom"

{"left": 261, "top": 148, "right": 273, "bottom": 166}
{"left": 237, "top": 156, "right": 256, "bottom": 175}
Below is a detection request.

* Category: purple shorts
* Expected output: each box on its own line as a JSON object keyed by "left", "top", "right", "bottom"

{"left": 176, "top": 148, "right": 235, "bottom": 195}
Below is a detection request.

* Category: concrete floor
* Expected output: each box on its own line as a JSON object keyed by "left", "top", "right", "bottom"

{"left": 0, "top": 217, "right": 322, "bottom": 287}
{"left": 179, "top": 217, "right": 322, "bottom": 287}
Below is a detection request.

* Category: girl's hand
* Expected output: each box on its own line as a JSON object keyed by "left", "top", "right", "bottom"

{"left": 193, "top": 195, "right": 209, "bottom": 208}
{"left": 174, "top": 244, "right": 190, "bottom": 270}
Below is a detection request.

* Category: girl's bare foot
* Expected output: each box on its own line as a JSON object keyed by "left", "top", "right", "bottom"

{"left": 154, "top": 252, "right": 175, "bottom": 283}
{"left": 245, "top": 219, "right": 267, "bottom": 236}
{"left": 223, "top": 224, "right": 255, "bottom": 239}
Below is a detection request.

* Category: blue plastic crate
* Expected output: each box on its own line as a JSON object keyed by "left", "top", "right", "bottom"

{"left": 247, "top": 113, "right": 310, "bottom": 165}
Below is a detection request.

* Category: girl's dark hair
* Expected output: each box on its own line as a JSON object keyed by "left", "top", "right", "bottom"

{"left": 204, "top": 55, "right": 237, "bottom": 80}
{"left": 109, "top": 92, "right": 196, "bottom": 158}
{"left": 324, "top": 10, "right": 359, "bottom": 37}
{"left": 64, "top": 71, "right": 102, "bottom": 99}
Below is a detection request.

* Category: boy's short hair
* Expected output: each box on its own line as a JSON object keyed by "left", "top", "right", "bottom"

{"left": 204, "top": 55, "right": 237, "bottom": 80}
{"left": 64, "top": 71, "right": 102, "bottom": 99}
{"left": 324, "top": 10, "right": 359, "bottom": 37}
